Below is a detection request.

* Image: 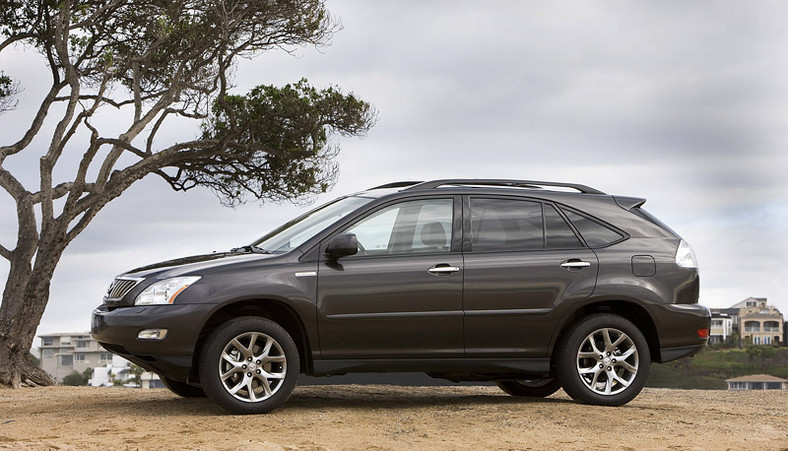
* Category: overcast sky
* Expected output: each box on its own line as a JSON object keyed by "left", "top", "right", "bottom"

{"left": 1, "top": 1, "right": 786, "bottom": 340}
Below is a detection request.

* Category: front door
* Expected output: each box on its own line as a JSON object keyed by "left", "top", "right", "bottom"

{"left": 317, "top": 197, "right": 464, "bottom": 359}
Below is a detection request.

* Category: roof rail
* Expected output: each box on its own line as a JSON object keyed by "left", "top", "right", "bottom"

{"left": 401, "top": 179, "right": 605, "bottom": 195}
{"left": 369, "top": 181, "right": 423, "bottom": 190}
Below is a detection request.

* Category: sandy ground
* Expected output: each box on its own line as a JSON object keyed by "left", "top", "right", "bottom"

{"left": 0, "top": 385, "right": 786, "bottom": 450}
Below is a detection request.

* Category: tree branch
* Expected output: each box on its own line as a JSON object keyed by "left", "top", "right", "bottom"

{"left": 0, "top": 244, "right": 10, "bottom": 261}
{"left": 39, "top": 0, "right": 81, "bottom": 223}
{"left": 0, "top": 82, "right": 67, "bottom": 163}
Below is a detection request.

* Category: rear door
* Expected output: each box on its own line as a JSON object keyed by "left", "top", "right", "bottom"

{"left": 462, "top": 196, "right": 598, "bottom": 357}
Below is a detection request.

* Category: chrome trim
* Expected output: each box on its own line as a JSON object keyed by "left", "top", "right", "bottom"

{"left": 427, "top": 266, "right": 460, "bottom": 275}
{"left": 665, "top": 303, "right": 711, "bottom": 317}
{"left": 560, "top": 261, "right": 591, "bottom": 269}
{"left": 104, "top": 276, "right": 145, "bottom": 301}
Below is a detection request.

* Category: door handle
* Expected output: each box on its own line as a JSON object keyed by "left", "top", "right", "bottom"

{"left": 427, "top": 265, "right": 460, "bottom": 276}
{"left": 560, "top": 260, "right": 591, "bottom": 270}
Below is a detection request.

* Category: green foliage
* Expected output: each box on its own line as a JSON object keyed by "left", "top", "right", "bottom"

{"left": 61, "top": 368, "right": 93, "bottom": 386}
{"left": 0, "top": 72, "right": 11, "bottom": 97}
{"left": 0, "top": 70, "right": 18, "bottom": 113}
{"left": 188, "top": 78, "right": 375, "bottom": 205}
{"left": 128, "top": 363, "right": 144, "bottom": 387}
{"left": 646, "top": 347, "right": 788, "bottom": 389}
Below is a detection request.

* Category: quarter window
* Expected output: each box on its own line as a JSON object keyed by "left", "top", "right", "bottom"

{"left": 344, "top": 199, "right": 453, "bottom": 256}
{"left": 561, "top": 209, "right": 624, "bottom": 247}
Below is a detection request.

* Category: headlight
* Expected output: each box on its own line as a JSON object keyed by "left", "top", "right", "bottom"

{"left": 135, "top": 276, "right": 201, "bottom": 305}
{"left": 675, "top": 239, "right": 698, "bottom": 269}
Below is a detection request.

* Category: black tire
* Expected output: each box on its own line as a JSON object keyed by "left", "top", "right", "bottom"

{"left": 497, "top": 378, "right": 562, "bottom": 398}
{"left": 160, "top": 376, "right": 206, "bottom": 398}
{"left": 556, "top": 314, "right": 650, "bottom": 406}
{"left": 198, "top": 316, "right": 300, "bottom": 414}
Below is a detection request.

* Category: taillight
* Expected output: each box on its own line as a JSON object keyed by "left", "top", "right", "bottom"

{"left": 697, "top": 328, "right": 709, "bottom": 339}
{"left": 675, "top": 239, "right": 698, "bottom": 269}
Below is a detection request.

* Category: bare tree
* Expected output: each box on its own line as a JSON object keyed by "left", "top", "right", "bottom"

{"left": 0, "top": 0, "right": 375, "bottom": 387}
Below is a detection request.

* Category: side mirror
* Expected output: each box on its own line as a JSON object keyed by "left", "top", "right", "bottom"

{"left": 325, "top": 233, "right": 358, "bottom": 259}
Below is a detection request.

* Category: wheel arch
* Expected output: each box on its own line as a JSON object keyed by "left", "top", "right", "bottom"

{"left": 550, "top": 299, "right": 660, "bottom": 367}
{"left": 189, "top": 299, "right": 313, "bottom": 384}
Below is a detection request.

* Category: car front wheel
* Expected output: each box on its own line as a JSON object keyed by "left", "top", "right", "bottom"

{"left": 557, "top": 314, "right": 650, "bottom": 406}
{"left": 199, "top": 316, "right": 299, "bottom": 414}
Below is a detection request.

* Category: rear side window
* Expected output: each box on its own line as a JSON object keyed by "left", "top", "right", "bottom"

{"left": 470, "top": 198, "right": 584, "bottom": 251}
{"left": 471, "top": 198, "right": 543, "bottom": 251}
{"left": 561, "top": 209, "right": 625, "bottom": 247}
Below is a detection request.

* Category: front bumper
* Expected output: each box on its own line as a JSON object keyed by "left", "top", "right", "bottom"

{"left": 91, "top": 303, "right": 215, "bottom": 381}
{"left": 648, "top": 303, "right": 711, "bottom": 363}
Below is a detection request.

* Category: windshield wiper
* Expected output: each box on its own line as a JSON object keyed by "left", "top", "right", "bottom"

{"left": 230, "top": 245, "right": 269, "bottom": 254}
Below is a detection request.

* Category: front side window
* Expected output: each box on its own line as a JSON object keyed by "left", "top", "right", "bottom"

{"left": 343, "top": 198, "right": 453, "bottom": 256}
{"left": 254, "top": 195, "right": 374, "bottom": 254}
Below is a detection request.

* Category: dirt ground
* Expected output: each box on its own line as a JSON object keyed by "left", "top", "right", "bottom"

{"left": 0, "top": 385, "right": 786, "bottom": 450}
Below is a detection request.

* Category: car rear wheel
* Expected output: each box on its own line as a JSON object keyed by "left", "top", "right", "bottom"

{"left": 199, "top": 316, "right": 299, "bottom": 414}
{"left": 160, "top": 376, "right": 206, "bottom": 398}
{"left": 557, "top": 314, "right": 650, "bottom": 406}
{"left": 497, "top": 378, "right": 561, "bottom": 398}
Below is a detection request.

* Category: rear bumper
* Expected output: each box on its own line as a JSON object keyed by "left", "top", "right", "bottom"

{"left": 649, "top": 303, "right": 711, "bottom": 363}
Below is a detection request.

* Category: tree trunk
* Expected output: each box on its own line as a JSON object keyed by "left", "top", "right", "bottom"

{"left": 0, "top": 244, "right": 60, "bottom": 387}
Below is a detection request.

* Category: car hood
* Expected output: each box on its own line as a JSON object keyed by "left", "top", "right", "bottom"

{"left": 122, "top": 251, "right": 279, "bottom": 279}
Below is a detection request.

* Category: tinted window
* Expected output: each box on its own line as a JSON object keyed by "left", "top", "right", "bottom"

{"left": 544, "top": 205, "right": 583, "bottom": 248}
{"left": 471, "top": 198, "right": 543, "bottom": 251}
{"left": 344, "top": 198, "right": 453, "bottom": 256}
{"left": 562, "top": 209, "right": 624, "bottom": 247}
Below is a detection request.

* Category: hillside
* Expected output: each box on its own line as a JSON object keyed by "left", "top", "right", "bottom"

{"left": 647, "top": 347, "right": 788, "bottom": 390}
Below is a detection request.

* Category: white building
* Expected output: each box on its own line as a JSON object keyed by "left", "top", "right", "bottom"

{"left": 39, "top": 331, "right": 161, "bottom": 387}
{"left": 38, "top": 332, "right": 114, "bottom": 382}
{"left": 89, "top": 355, "right": 134, "bottom": 387}
{"left": 709, "top": 313, "right": 734, "bottom": 345}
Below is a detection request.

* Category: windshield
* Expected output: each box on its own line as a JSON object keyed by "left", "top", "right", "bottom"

{"left": 252, "top": 196, "right": 374, "bottom": 254}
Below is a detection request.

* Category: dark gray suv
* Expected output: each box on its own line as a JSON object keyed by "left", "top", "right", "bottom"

{"left": 92, "top": 179, "right": 710, "bottom": 413}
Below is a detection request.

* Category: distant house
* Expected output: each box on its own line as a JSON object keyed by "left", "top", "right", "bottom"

{"left": 710, "top": 297, "right": 784, "bottom": 347}
{"left": 737, "top": 298, "right": 784, "bottom": 346}
{"left": 709, "top": 312, "right": 733, "bottom": 345}
{"left": 39, "top": 331, "right": 161, "bottom": 387}
{"left": 38, "top": 332, "right": 115, "bottom": 382}
{"left": 725, "top": 374, "right": 787, "bottom": 390}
